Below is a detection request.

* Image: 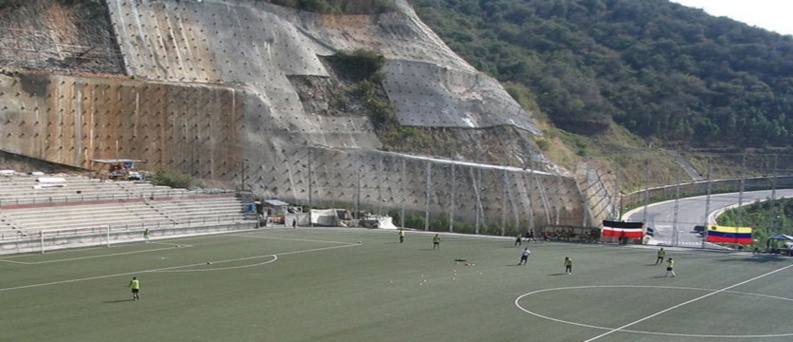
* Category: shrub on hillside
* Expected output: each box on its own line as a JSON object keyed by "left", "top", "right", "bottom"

{"left": 150, "top": 170, "right": 194, "bottom": 189}
{"left": 327, "top": 49, "right": 386, "bottom": 82}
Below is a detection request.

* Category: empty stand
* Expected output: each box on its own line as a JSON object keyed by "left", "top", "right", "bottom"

{"left": 0, "top": 173, "right": 254, "bottom": 245}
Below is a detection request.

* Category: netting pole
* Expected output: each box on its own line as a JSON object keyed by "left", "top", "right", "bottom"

{"left": 449, "top": 163, "right": 455, "bottom": 233}
{"left": 501, "top": 169, "right": 507, "bottom": 236}
{"left": 424, "top": 160, "right": 430, "bottom": 232}
{"left": 401, "top": 158, "right": 406, "bottom": 228}
{"left": 702, "top": 161, "right": 712, "bottom": 249}
{"left": 106, "top": 225, "right": 110, "bottom": 248}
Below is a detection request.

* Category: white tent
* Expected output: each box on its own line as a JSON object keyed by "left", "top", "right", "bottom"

{"left": 310, "top": 209, "right": 345, "bottom": 227}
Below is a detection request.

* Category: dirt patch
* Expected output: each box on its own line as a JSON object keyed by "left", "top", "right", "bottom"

{"left": 0, "top": 0, "right": 124, "bottom": 75}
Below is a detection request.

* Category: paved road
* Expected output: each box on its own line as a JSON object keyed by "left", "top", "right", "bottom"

{"left": 622, "top": 189, "right": 793, "bottom": 247}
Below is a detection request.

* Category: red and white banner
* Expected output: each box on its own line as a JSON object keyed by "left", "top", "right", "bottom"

{"left": 602, "top": 220, "right": 644, "bottom": 239}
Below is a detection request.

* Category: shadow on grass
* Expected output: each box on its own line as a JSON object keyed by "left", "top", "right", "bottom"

{"left": 103, "top": 299, "right": 135, "bottom": 303}
{"left": 549, "top": 273, "right": 567, "bottom": 276}
{"left": 714, "top": 255, "right": 792, "bottom": 263}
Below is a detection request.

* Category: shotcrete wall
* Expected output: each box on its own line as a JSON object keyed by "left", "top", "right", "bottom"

{"left": 0, "top": 0, "right": 124, "bottom": 74}
{"left": 105, "top": 0, "right": 539, "bottom": 136}
{"left": 257, "top": 147, "right": 590, "bottom": 233}
{"left": 575, "top": 162, "right": 620, "bottom": 222}
{"left": 0, "top": 72, "right": 245, "bottom": 178}
{"left": 0, "top": 0, "right": 605, "bottom": 231}
{"left": 0, "top": 70, "right": 593, "bottom": 233}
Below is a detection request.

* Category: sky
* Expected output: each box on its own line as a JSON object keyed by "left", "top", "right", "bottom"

{"left": 670, "top": 0, "right": 793, "bottom": 36}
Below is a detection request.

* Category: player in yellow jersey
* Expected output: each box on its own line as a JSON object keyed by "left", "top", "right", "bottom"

{"left": 655, "top": 248, "right": 666, "bottom": 265}
{"left": 665, "top": 258, "right": 676, "bottom": 277}
{"left": 128, "top": 277, "right": 141, "bottom": 301}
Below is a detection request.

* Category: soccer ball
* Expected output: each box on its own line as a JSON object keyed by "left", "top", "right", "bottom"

{"left": 207, "top": 261, "right": 213, "bottom": 265}
{"left": 358, "top": 241, "right": 362, "bottom": 244}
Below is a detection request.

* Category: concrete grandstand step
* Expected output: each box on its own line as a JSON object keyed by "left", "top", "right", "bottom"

{"left": 1, "top": 201, "right": 172, "bottom": 232}
{"left": 0, "top": 173, "right": 253, "bottom": 246}
{"left": 0, "top": 175, "right": 155, "bottom": 206}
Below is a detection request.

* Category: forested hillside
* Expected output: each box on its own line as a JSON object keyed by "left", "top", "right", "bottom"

{"left": 409, "top": 0, "right": 793, "bottom": 148}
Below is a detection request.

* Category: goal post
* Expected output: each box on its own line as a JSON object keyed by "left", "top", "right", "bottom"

{"left": 39, "top": 225, "right": 111, "bottom": 254}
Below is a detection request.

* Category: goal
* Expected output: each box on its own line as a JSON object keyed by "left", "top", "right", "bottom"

{"left": 39, "top": 225, "right": 111, "bottom": 254}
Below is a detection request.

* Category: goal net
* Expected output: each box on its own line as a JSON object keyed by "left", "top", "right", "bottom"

{"left": 39, "top": 225, "right": 111, "bottom": 254}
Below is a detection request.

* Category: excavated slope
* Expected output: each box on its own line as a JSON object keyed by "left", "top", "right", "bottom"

{"left": 0, "top": 0, "right": 614, "bottom": 231}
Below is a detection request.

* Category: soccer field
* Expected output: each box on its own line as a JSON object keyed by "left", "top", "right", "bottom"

{"left": 1, "top": 228, "right": 792, "bottom": 342}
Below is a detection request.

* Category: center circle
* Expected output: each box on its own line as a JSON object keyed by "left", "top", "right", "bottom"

{"left": 514, "top": 285, "right": 793, "bottom": 338}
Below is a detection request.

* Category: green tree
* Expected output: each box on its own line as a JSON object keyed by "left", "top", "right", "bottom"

{"left": 410, "top": 0, "right": 793, "bottom": 148}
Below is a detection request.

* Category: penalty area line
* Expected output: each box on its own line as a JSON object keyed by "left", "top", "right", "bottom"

{"left": 0, "top": 240, "right": 360, "bottom": 293}
{"left": 0, "top": 243, "right": 193, "bottom": 265}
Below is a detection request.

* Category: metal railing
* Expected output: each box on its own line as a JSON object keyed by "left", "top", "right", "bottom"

{"left": 0, "top": 188, "right": 237, "bottom": 207}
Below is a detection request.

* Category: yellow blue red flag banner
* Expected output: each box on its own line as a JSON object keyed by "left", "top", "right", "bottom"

{"left": 706, "top": 225, "right": 753, "bottom": 245}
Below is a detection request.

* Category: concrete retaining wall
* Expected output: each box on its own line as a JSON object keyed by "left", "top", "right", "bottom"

{"left": 0, "top": 70, "right": 600, "bottom": 234}
{"left": 272, "top": 147, "right": 592, "bottom": 234}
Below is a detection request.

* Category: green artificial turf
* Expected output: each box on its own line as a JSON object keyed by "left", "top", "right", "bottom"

{"left": 1, "top": 228, "right": 792, "bottom": 342}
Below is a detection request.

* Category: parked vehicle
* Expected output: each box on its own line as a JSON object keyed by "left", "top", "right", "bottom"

{"left": 127, "top": 171, "right": 143, "bottom": 180}
{"left": 693, "top": 225, "right": 706, "bottom": 236}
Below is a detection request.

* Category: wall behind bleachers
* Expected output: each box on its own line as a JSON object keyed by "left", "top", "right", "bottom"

{"left": 0, "top": 73, "right": 247, "bottom": 180}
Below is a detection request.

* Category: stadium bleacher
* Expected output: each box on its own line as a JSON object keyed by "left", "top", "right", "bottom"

{"left": 0, "top": 172, "right": 255, "bottom": 246}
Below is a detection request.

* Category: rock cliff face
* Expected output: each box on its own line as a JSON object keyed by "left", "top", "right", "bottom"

{"left": 0, "top": 0, "right": 617, "bottom": 233}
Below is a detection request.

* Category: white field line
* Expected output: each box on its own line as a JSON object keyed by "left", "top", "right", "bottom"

{"left": 0, "top": 243, "right": 193, "bottom": 265}
{"left": 582, "top": 264, "right": 793, "bottom": 341}
{"left": 226, "top": 232, "right": 355, "bottom": 245}
{"left": 0, "top": 242, "right": 359, "bottom": 293}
